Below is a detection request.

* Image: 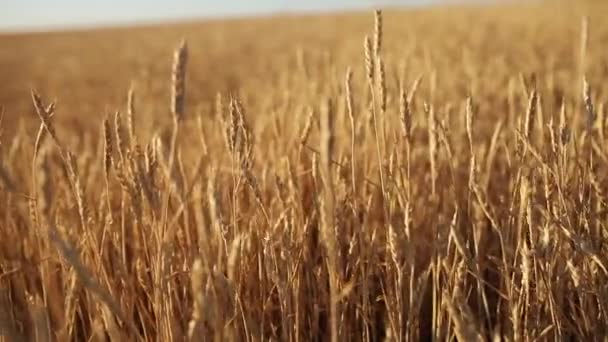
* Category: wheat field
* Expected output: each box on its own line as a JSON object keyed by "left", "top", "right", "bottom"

{"left": 1, "top": 1, "right": 608, "bottom": 341}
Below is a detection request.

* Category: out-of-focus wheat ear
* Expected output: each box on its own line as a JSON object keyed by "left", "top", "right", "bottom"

{"left": 374, "top": 9, "right": 383, "bottom": 58}
{"left": 429, "top": 69, "right": 437, "bottom": 103}
{"left": 345, "top": 67, "right": 356, "bottom": 194}
{"left": 31, "top": 90, "right": 59, "bottom": 218}
{"left": 345, "top": 68, "right": 355, "bottom": 130}
{"left": 311, "top": 150, "right": 319, "bottom": 191}
{"left": 597, "top": 102, "right": 605, "bottom": 141}
{"left": 320, "top": 99, "right": 335, "bottom": 172}
{"left": 448, "top": 207, "right": 472, "bottom": 262}
{"left": 28, "top": 196, "right": 39, "bottom": 231}
{"left": 90, "top": 312, "right": 107, "bottom": 341}
{"left": 33, "top": 103, "right": 54, "bottom": 167}
{"left": 319, "top": 100, "right": 340, "bottom": 342}
{"left": 465, "top": 96, "right": 474, "bottom": 155}
{"left": 0, "top": 157, "right": 15, "bottom": 193}
{"left": 36, "top": 141, "right": 53, "bottom": 222}
{"left": 227, "top": 234, "right": 243, "bottom": 283}
{"left": 524, "top": 89, "right": 538, "bottom": 144}
{"left": 206, "top": 169, "right": 225, "bottom": 268}
{"left": 103, "top": 118, "right": 113, "bottom": 221}
{"left": 127, "top": 83, "right": 136, "bottom": 146}
{"left": 0, "top": 109, "right": 9, "bottom": 188}
{"left": 298, "top": 108, "right": 314, "bottom": 156}
{"left": 0, "top": 106, "right": 4, "bottom": 143}
{"left": 298, "top": 109, "right": 315, "bottom": 145}
{"left": 215, "top": 92, "right": 224, "bottom": 123}
{"left": 234, "top": 96, "right": 253, "bottom": 163}
{"left": 482, "top": 119, "right": 503, "bottom": 192}
{"left": 31, "top": 91, "right": 53, "bottom": 133}
{"left": 34, "top": 124, "right": 47, "bottom": 165}
{"left": 558, "top": 99, "right": 569, "bottom": 148}
{"left": 65, "top": 151, "right": 88, "bottom": 232}
{"left": 468, "top": 154, "right": 478, "bottom": 193}
{"left": 114, "top": 111, "right": 125, "bottom": 165}
{"left": 171, "top": 39, "right": 188, "bottom": 124}
{"left": 406, "top": 74, "right": 421, "bottom": 101}
{"left": 399, "top": 82, "right": 411, "bottom": 143}
{"left": 151, "top": 135, "right": 161, "bottom": 173}
{"left": 319, "top": 193, "right": 340, "bottom": 342}
{"left": 197, "top": 114, "right": 209, "bottom": 156}
{"left": 103, "top": 124, "right": 115, "bottom": 169}
{"left": 579, "top": 16, "right": 589, "bottom": 88}
{"left": 426, "top": 103, "right": 437, "bottom": 196}
{"left": 319, "top": 102, "right": 337, "bottom": 240}
{"left": 566, "top": 259, "right": 582, "bottom": 290}
{"left": 443, "top": 290, "right": 484, "bottom": 342}
{"left": 548, "top": 114, "right": 558, "bottom": 156}
{"left": 364, "top": 35, "right": 374, "bottom": 85}
{"left": 518, "top": 72, "right": 529, "bottom": 99}
{"left": 378, "top": 58, "right": 386, "bottom": 114}
{"left": 519, "top": 239, "right": 532, "bottom": 307}
{"left": 583, "top": 77, "right": 596, "bottom": 134}
{"left": 377, "top": 57, "right": 388, "bottom": 163}
{"left": 100, "top": 304, "right": 121, "bottom": 342}
{"left": 48, "top": 225, "right": 141, "bottom": 339}
{"left": 388, "top": 223, "right": 403, "bottom": 268}
{"left": 31, "top": 90, "right": 62, "bottom": 153}
{"left": 225, "top": 97, "right": 239, "bottom": 154}
{"left": 188, "top": 258, "right": 205, "bottom": 341}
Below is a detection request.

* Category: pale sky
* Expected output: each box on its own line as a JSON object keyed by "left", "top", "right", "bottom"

{"left": 1, "top": 0, "right": 443, "bottom": 32}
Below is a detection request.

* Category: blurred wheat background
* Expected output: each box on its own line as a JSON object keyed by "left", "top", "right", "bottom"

{"left": 1, "top": 0, "right": 608, "bottom": 341}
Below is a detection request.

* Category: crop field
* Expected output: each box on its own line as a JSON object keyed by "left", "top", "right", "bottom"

{"left": 1, "top": 0, "right": 608, "bottom": 340}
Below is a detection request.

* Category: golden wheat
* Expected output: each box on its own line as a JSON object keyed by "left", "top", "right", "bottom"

{"left": 1, "top": 2, "right": 608, "bottom": 341}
